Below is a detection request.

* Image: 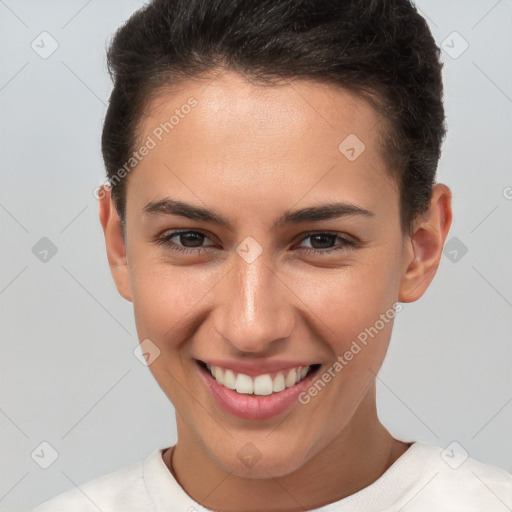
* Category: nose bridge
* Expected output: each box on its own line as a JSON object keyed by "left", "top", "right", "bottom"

{"left": 215, "top": 252, "right": 294, "bottom": 352}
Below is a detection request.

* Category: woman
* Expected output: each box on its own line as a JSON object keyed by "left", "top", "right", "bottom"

{"left": 32, "top": 0, "right": 512, "bottom": 510}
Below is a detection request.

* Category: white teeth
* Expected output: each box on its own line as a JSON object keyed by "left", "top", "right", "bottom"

{"left": 205, "top": 363, "right": 313, "bottom": 395}
{"left": 235, "top": 373, "right": 253, "bottom": 394}
{"left": 213, "top": 366, "right": 223, "bottom": 381}
{"left": 253, "top": 374, "right": 273, "bottom": 396}
{"left": 272, "top": 372, "right": 286, "bottom": 392}
{"left": 285, "top": 368, "right": 297, "bottom": 388}
{"left": 223, "top": 369, "right": 236, "bottom": 390}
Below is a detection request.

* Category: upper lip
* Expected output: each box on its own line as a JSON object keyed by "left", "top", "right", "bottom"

{"left": 197, "top": 358, "right": 319, "bottom": 377}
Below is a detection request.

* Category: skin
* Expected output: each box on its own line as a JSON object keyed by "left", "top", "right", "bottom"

{"left": 99, "top": 70, "right": 452, "bottom": 511}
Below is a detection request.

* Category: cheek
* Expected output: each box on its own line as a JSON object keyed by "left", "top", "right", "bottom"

{"left": 291, "top": 256, "right": 401, "bottom": 357}
{"left": 129, "top": 262, "right": 210, "bottom": 346}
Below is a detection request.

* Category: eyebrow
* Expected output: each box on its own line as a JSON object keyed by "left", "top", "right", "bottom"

{"left": 143, "top": 198, "right": 374, "bottom": 231}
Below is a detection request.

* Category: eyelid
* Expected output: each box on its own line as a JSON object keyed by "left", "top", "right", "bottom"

{"left": 154, "top": 228, "right": 217, "bottom": 247}
{"left": 296, "top": 230, "right": 356, "bottom": 245}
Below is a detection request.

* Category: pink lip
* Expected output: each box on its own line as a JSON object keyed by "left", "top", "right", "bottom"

{"left": 196, "top": 361, "right": 320, "bottom": 421}
{"left": 200, "top": 358, "right": 318, "bottom": 377}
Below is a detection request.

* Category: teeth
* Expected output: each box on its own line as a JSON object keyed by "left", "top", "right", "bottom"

{"left": 223, "top": 369, "right": 236, "bottom": 390}
{"left": 253, "top": 374, "right": 273, "bottom": 396}
{"left": 285, "top": 368, "right": 297, "bottom": 387}
{"left": 205, "top": 363, "right": 312, "bottom": 395}
{"left": 272, "top": 372, "right": 286, "bottom": 392}
{"left": 213, "top": 366, "right": 223, "bottom": 381}
{"left": 235, "top": 373, "right": 253, "bottom": 394}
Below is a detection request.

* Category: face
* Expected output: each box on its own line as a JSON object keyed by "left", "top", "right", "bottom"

{"left": 102, "top": 70, "right": 431, "bottom": 478}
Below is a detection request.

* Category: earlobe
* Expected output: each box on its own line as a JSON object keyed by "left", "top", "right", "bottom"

{"left": 98, "top": 185, "right": 133, "bottom": 302}
{"left": 398, "top": 183, "right": 452, "bottom": 303}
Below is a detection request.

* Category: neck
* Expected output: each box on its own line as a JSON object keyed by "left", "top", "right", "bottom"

{"left": 164, "top": 385, "right": 410, "bottom": 512}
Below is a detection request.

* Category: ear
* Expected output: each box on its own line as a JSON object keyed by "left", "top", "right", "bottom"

{"left": 98, "top": 185, "right": 133, "bottom": 302}
{"left": 399, "top": 183, "right": 452, "bottom": 303}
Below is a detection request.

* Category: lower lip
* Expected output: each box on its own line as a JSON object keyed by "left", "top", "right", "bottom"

{"left": 196, "top": 361, "right": 320, "bottom": 420}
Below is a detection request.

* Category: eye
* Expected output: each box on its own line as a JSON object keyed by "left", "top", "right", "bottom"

{"left": 153, "top": 230, "right": 216, "bottom": 255}
{"left": 153, "top": 230, "right": 357, "bottom": 256}
{"left": 296, "top": 232, "right": 356, "bottom": 254}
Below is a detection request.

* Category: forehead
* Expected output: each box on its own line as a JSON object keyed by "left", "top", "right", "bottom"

{"left": 128, "top": 70, "right": 397, "bottom": 225}
{"left": 142, "top": 70, "right": 382, "bottom": 147}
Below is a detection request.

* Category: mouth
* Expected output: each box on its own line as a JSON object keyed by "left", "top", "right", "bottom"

{"left": 195, "top": 359, "right": 322, "bottom": 420}
{"left": 197, "top": 360, "right": 321, "bottom": 395}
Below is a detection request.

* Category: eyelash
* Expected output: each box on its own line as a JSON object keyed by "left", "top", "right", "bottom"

{"left": 153, "top": 230, "right": 357, "bottom": 255}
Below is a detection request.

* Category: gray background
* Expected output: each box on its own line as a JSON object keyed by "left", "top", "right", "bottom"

{"left": 1, "top": 1, "right": 511, "bottom": 510}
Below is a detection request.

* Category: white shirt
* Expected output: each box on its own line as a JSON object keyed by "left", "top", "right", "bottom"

{"left": 31, "top": 441, "right": 512, "bottom": 511}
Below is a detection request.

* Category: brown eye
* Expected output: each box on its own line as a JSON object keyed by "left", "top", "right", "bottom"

{"left": 297, "top": 232, "right": 356, "bottom": 254}
{"left": 154, "top": 230, "right": 215, "bottom": 254}
{"left": 173, "top": 231, "right": 205, "bottom": 247}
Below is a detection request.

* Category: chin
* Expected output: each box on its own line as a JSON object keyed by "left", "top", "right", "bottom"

{"left": 211, "top": 442, "right": 310, "bottom": 479}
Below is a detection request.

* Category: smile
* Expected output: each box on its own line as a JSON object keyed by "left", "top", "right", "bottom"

{"left": 202, "top": 362, "right": 320, "bottom": 396}
{"left": 196, "top": 360, "right": 322, "bottom": 420}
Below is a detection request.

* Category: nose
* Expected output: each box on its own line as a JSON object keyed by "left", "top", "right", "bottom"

{"left": 213, "top": 251, "right": 296, "bottom": 354}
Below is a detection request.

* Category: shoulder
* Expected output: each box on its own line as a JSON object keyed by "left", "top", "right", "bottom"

{"left": 402, "top": 442, "right": 512, "bottom": 510}
{"left": 30, "top": 454, "right": 154, "bottom": 512}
